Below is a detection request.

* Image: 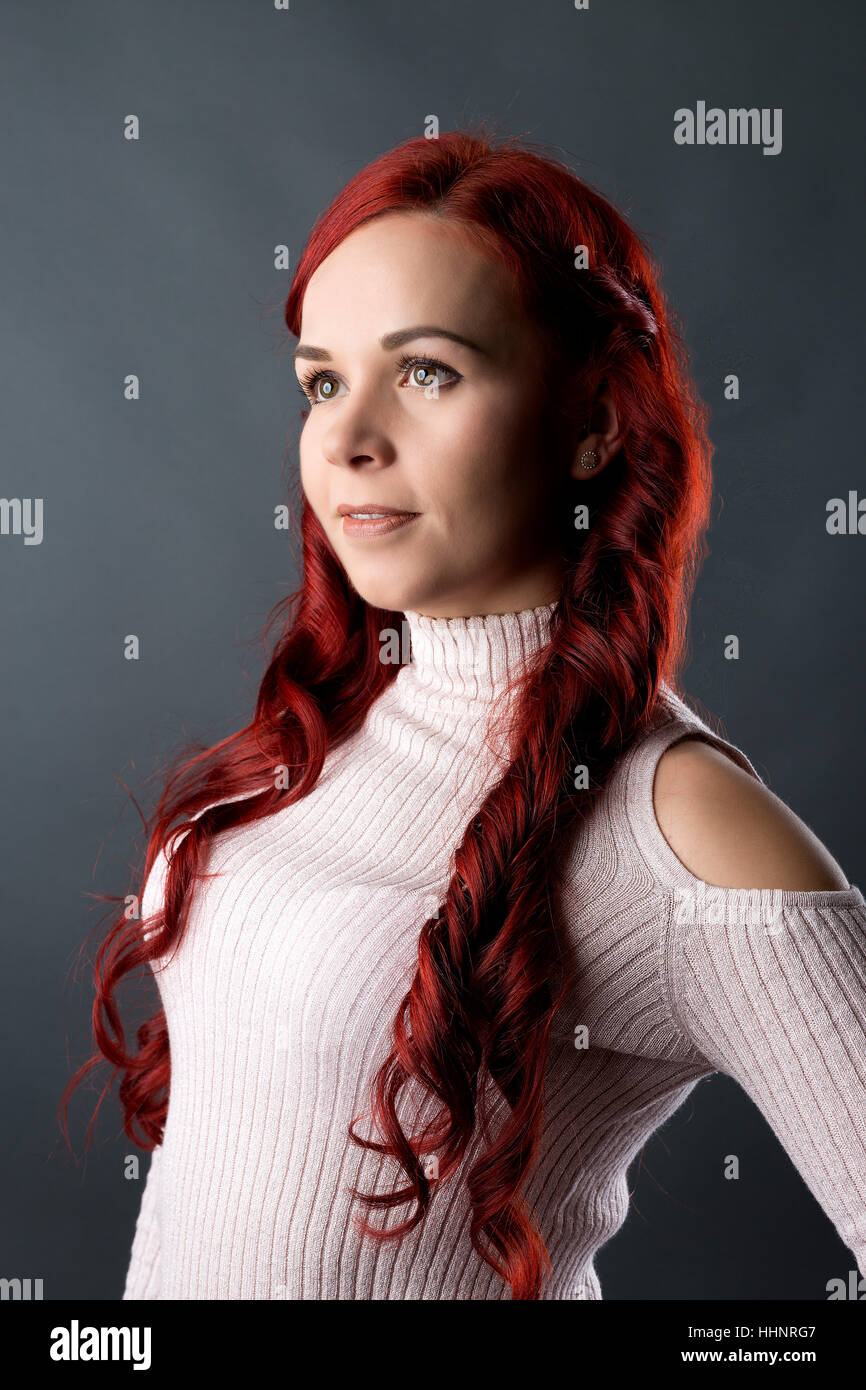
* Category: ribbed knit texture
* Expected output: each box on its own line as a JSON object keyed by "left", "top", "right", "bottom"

{"left": 122, "top": 602, "right": 866, "bottom": 1299}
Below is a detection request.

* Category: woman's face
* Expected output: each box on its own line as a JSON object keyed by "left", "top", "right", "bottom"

{"left": 295, "top": 211, "right": 572, "bottom": 618}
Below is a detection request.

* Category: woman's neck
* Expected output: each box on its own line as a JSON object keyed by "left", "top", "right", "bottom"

{"left": 397, "top": 600, "right": 557, "bottom": 704}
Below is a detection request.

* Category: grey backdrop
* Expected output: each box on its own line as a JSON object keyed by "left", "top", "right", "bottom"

{"left": 1, "top": 0, "right": 862, "bottom": 1300}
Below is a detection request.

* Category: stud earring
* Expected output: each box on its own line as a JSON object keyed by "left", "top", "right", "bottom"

{"left": 579, "top": 449, "right": 599, "bottom": 472}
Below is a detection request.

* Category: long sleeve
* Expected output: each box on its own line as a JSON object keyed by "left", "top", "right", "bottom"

{"left": 122, "top": 1143, "right": 164, "bottom": 1299}
{"left": 121, "top": 848, "right": 171, "bottom": 1300}
{"left": 665, "top": 888, "right": 866, "bottom": 1276}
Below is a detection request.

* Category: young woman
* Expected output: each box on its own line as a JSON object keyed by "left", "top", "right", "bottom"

{"left": 64, "top": 128, "right": 865, "bottom": 1301}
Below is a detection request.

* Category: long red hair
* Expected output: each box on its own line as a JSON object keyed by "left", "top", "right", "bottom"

{"left": 62, "top": 125, "right": 714, "bottom": 1299}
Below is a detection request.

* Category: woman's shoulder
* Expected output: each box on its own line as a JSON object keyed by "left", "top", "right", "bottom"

{"left": 652, "top": 728, "right": 849, "bottom": 892}
{"left": 618, "top": 684, "right": 852, "bottom": 894}
{"left": 552, "top": 685, "right": 864, "bottom": 1063}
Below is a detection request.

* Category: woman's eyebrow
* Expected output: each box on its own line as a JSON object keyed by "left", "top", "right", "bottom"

{"left": 292, "top": 325, "right": 487, "bottom": 364}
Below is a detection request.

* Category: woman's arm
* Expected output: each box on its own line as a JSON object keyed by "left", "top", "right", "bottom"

{"left": 119, "top": 845, "right": 171, "bottom": 1300}
{"left": 122, "top": 1143, "right": 163, "bottom": 1300}
{"left": 655, "top": 739, "right": 866, "bottom": 1278}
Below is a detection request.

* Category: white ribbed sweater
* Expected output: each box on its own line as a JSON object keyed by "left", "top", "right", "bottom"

{"left": 122, "top": 602, "right": 866, "bottom": 1300}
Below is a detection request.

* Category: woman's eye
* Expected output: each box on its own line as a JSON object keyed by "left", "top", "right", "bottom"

{"left": 305, "top": 374, "right": 342, "bottom": 404}
{"left": 406, "top": 363, "right": 440, "bottom": 389}
{"left": 400, "top": 357, "right": 459, "bottom": 393}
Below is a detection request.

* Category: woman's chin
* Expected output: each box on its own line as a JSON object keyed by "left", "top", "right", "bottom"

{"left": 344, "top": 571, "right": 430, "bottom": 615}
{"left": 350, "top": 582, "right": 415, "bottom": 615}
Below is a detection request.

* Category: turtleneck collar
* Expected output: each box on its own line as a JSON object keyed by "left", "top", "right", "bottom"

{"left": 398, "top": 600, "right": 558, "bottom": 705}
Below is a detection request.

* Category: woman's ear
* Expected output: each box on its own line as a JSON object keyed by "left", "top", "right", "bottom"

{"left": 569, "top": 387, "right": 623, "bottom": 479}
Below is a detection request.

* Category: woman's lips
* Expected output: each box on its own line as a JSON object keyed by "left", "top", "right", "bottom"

{"left": 340, "top": 512, "right": 420, "bottom": 538}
